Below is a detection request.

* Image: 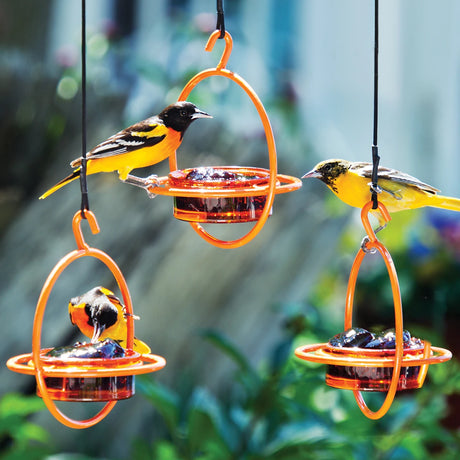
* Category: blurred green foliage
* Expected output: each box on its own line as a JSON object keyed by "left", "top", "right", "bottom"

{"left": 318, "top": 207, "right": 460, "bottom": 338}
{"left": 0, "top": 393, "right": 51, "bottom": 460}
{"left": 130, "top": 326, "right": 460, "bottom": 460}
{"left": 126, "top": 208, "right": 460, "bottom": 460}
{"left": 1, "top": 295, "right": 459, "bottom": 459}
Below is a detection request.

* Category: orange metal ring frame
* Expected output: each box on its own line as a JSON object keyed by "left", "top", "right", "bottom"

{"left": 294, "top": 201, "right": 452, "bottom": 419}
{"left": 10, "top": 210, "right": 166, "bottom": 429}
{"left": 172, "top": 30, "right": 278, "bottom": 249}
{"left": 346, "top": 201, "right": 408, "bottom": 419}
{"left": 143, "top": 172, "right": 300, "bottom": 198}
{"left": 294, "top": 341, "right": 451, "bottom": 367}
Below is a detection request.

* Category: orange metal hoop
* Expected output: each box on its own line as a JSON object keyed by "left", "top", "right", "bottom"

{"left": 294, "top": 201, "right": 452, "bottom": 418}
{"left": 173, "top": 30, "right": 278, "bottom": 249}
{"left": 11, "top": 210, "right": 166, "bottom": 429}
{"left": 345, "top": 201, "right": 402, "bottom": 419}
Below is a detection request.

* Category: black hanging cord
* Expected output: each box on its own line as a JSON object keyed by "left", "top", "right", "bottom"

{"left": 371, "top": 0, "right": 380, "bottom": 209}
{"left": 80, "top": 0, "right": 90, "bottom": 217}
{"left": 216, "top": 0, "right": 225, "bottom": 39}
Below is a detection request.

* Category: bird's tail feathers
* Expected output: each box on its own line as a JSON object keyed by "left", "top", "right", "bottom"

{"left": 431, "top": 195, "right": 460, "bottom": 212}
{"left": 116, "top": 337, "right": 151, "bottom": 354}
{"left": 133, "top": 338, "right": 151, "bottom": 354}
{"left": 39, "top": 168, "right": 81, "bottom": 199}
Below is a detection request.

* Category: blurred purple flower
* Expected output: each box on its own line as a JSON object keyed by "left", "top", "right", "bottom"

{"left": 55, "top": 45, "right": 78, "bottom": 68}
{"left": 427, "top": 209, "right": 460, "bottom": 257}
{"left": 408, "top": 237, "right": 433, "bottom": 259}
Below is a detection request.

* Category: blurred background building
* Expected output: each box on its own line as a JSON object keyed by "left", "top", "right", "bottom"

{"left": 42, "top": 0, "right": 460, "bottom": 192}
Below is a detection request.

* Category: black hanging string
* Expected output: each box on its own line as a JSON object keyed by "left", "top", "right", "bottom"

{"left": 216, "top": 0, "right": 225, "bottom": 39}
{"left": 370, "top": 0, "right": 380, "bottom": 209}
{"left": 80, "top": 0, "right": 90, "bottom": 216}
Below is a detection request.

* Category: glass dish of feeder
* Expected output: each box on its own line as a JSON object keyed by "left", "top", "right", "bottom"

{"left": 295, "top": 333, "right": 451, "bottom": 393}
{"left": 168, "top": 166, "right": 273, "bottom": 223}
{"left": 324, "top": 327, "right": 426, "bottom": 391}
{"left": 8, "top": 344, "right": 165, "bottom": 403}
{"left": 34, "top": 339, "right": 139, "bottom": 402}
{"left": 324, "top": 346, "right": 425, "bottom": 391}
{"left": 9, "top": 335, "right": 165, "bottom": 403}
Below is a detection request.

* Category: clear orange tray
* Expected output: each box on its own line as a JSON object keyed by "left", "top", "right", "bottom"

{"left": 7, "top": 348, "right": 165, "bottom": 402}
{"left": 295, "top": 341, "right": 451, "bottom": 391}
{"left": 169, "top": 166, "right": 272, "bottom": 223}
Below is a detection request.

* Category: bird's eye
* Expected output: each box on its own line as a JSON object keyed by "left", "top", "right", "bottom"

{"left": 180, "top": 110, "right": 187, "bottom": 117}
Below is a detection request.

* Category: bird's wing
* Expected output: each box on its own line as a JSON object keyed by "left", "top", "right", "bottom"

{"left": 104, "top": 292, "right": 127, "bottom": 315}
{"left": 350, "top": 162, "right": 440, "bottom": 195}
{"left": 104, "top": 292, "right": 141, "bottom": 321}
{"left": 71, "top": 118, "right": 167, "bottom": 166}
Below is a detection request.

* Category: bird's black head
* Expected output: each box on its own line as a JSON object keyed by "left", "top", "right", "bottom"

{"left": 159, "top": 101, "right": 211, "bottom": 134}
{"left": 302, "top": 159, "right": 350, "bottom": 193}
{"left": 84, "top": 298, "right": 118, "bottom": 330}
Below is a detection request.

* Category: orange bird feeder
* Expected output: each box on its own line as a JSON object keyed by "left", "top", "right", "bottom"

{"left": 295, "top": 201, "right": 452, "bottom": 420}
{"left": 7, "top": 210, "right": 166, "bottom": 429}
{"left": 137, "top": 30, "right": 301, "bottom": 249}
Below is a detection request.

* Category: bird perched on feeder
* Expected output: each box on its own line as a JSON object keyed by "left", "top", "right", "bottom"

{"left": 69, "top": 286, "right": 151, "bottom": 354}
{"left": 303, "top": 159, "right": 460, "bottom": 222}
{"left": 40, "top": 101, "right": 211, "bottom": 199}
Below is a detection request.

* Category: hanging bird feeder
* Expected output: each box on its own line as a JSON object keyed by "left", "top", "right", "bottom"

{"left": 296, "top": 0, "right": 451, "bottom": 420}
{"left": 7, "top": 210, "right": 166, "bottom": 429}
{"left": 168, "top": 166, "right": 273, "bottom": 223}
{"left": 128, "top": 29, "right": 301, "bottom": 249}
{"left": 295, "top": 201, "right": 452, "bottom": 420}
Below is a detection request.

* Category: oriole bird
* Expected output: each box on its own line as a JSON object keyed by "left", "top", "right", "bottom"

{"left": 40, "top": 101, "right": 211, "bottom": 199}
{"left": 303, "top": 159, "right": 460, "bottom": 219}
{"left": 68, "top": 286, "right": 151, "bottom": 354}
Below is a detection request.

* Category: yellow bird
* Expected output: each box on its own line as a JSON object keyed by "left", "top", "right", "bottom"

{"left": 303, "top": 159, "right": 460, "bottom": 219}
{"left": 69, "top": 286, "right": 151, "bottom": 354}
{"left": 40, "top": 101, "right": 211, "bottom": 199}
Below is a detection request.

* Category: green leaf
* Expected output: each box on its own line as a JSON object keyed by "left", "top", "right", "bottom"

{"left": 200, "top": 330, "right": 255, "bottom": 376}
{"left": 152, "top": 440, "right": 184, "bottom": 460}
{"left": 130, "top": 438, "right": 156, "bottom": 460}
{"left": 44, "top": 454, "right": 103, "bottom": 460}
{"left": 137, "top": 377, "right": 180, "bottom": 436}
{"left": 14, "top": 421, "right": 50, "bottom": 445}
{"left": 0, "top": 393, "right": 45, "bottom": 418}
{"left": 1, "top": 445, "right": 52, "bottom": 460}
{"left": 263, "top": 420, "right": 347, "bottom": 457}
{"left": 187, "top": 387, "right": 232, "bottom": 458}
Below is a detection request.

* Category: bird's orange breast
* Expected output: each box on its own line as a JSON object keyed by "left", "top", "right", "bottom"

{"left": 69, "top": 303, "right": 94, "bottom": 338}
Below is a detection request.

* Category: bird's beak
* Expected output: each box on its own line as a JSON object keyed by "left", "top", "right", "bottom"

{"left": 91, "top": 321, "right": 105, "bottom": 343}
{"left": 192, "top": 109, "right": 212, "bottom": 120}
{"left": 302, "top": 169, "right": 321, "bottom": 179}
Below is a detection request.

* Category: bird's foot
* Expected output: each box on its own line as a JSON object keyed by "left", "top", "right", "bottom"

{"left": 122, "top": 174, "right": 160, "bottom": 199}
{"left": 144, "top": 174, "right": 160, "bottom": 199}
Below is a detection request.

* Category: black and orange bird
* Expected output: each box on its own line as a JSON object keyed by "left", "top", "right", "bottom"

{"left": 69, "top": 286, "right": 151, "bottom": 354}
{"left": 40, "top": 101, "right": 211, "bottom": 198}
{"left": 303, "top": 159, "right": 460, "bottom": 222}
